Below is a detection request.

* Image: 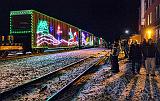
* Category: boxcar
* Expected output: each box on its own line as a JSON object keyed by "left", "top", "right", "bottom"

{"left": 10, "top": 10, "right": 79, "bottom": 53}
{"left": 9, "top": 10, "right": 106, "bottom": 55}
{"left": 80, "top": 30, "right": 94, "bottom": 48}
{"left": 94, "top": 36, "right": 99, "bottom": 47}
{"left": 0, "top": 35, "right": 23, "bottom": 57}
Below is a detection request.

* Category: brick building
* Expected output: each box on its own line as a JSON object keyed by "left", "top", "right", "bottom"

{"left": 140, "top": 0, "right": 160, "bottom": 42}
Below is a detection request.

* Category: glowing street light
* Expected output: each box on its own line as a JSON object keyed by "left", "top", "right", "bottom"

{"left": 125, "top": 30, "right": 129, "bottom": 34}
{"left": 146, "top": 29, "right": 153, "bottom": 39}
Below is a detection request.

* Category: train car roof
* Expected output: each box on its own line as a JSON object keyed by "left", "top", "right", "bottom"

{"left": 10, "top": 10, "right": 80, "bottom": 30}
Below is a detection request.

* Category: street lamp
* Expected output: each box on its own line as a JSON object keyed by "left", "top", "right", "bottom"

{"left": 125, "top": 30, "right": 129, "bottom": 35}
{"left": 146, "top": 29, "right": 153, "bottom": 39}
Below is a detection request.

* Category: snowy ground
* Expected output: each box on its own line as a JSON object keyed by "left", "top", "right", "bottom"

{"left": 74, "top": 60, "right": 160, "bottom": 101}
{"left": 0, "top": 48, "right": 108, "bottom": 93}
{"left": 4, "top": 54, "right": 104, "bottom": 101}
{"left": 2, "top": 48, "right": 160, "bottom": 101}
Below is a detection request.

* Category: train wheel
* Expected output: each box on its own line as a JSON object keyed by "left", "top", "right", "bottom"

{"left": 0, "top": 52, "right": 2, "bottom": 57}
{"left": 32, "top": 49, "right": 36, "bottom": 54}
{"left": 40, "top": 49, "right": 44, "bottom": 53}
{"left": 23, "top": 51, "right": 26, "bottom": 55}
{"left": 32, "top": 49, "right": 44, "bottom": 54}
{"left": 0, "top": 51, "right": 2, "bottom": 56}
{"left": 37, "top": 49, "right": 40, "bottom": 53}
{"left": 37, "top": 49, "right": 44, "bottom": 53}
{"left": 1, "top": 51, "right": 9, "bottom": 58}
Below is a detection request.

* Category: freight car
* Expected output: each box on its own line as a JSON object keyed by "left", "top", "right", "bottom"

{"left": 10, "top": 10, "right": 80, "bottom": 53}
{"left": 0, "top": 35, "right": 23, "bottom": 57}
{"left": 0, "top": 10, "right": 106, "bottom": 57}
{"left": 80, "top": 30, "right": 94, "bottom": 48}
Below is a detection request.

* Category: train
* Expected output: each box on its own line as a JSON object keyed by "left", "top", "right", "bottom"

{"left": 0, "top": 10, "right": 106, "bottom": 57}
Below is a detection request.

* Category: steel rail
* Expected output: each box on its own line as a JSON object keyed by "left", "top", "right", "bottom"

{"left": 0, "top": 56, "right": 91, "bottom": 100}
{"left": 47, "top": 54, "right": 108, "bottom": 101}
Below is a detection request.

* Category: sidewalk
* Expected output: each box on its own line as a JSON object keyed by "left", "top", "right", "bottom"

{"left": 76, "top": 59, "right": 160, "bottom": 101}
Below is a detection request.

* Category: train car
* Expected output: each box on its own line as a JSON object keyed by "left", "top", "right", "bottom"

{"left": 0, "top": 35, "right": 23, "bottom": 57}
{"left": 94, "top": 36, "right": 100, "bottom": 47}
{"left": 93, "top": 36, "right": 106, "bottom": 48}
{"left": 102, "top": 39, "right": 107, "bottom": 48}
{"left": 80, "top": 30, "right": 94, "bottom": 48}
{"left": 10, "top": 10, "right": 79, "bottom": 53}
{"left": 0, "top": 9, "right": 108, "bottom": 58}
{"left": 99, "top": 37, "right": 103, "bottom": 47}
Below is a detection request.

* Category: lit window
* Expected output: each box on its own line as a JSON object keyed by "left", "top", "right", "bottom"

{"left": 147, "top": 14, "right": 150, "bottom": 25}
{"left": 150, "top": 12, "right": 152, "bottom": 24}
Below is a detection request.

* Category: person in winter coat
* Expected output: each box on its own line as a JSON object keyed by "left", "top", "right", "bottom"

{"left": 130, "top": 41, "right": 142, "bottom": 74}
{"left": 110, "top": 41, "right": 120, "bottom": 73}
{"left": 143, "top": 39, "right": 157, "bottom": 76}
{"left": 141, "top": 39, "right": 147, "bottom": 67}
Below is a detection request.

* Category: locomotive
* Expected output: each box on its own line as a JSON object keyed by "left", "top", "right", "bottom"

{"left": 0, "top": 10, "right": 106, "bottom": 58}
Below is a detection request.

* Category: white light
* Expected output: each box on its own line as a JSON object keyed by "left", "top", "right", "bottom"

{"left": 125, "top": 30, "right": 129, "bottom": 34}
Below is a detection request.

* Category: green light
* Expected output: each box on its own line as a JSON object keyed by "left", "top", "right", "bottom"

{"left": 10, "top": 11, "right": 32, "bottom": 34}
{"left": 10, "top": 10, "right": 33, "bottom": 16}
{"left": 10, "top": 14, "right": 12, "bottom": 34}
{"left": 37, "top": 20, "right": 49, "bottom": 34}
{"left": 12, "top": 31, "right": 31, "bottom": 34}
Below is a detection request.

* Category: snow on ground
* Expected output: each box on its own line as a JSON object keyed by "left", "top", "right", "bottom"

{"left": 74, "top": 59, "right": 160, "bottom": 101}
{"left": 0, "top": 48, "right": 108, "bottom": 93}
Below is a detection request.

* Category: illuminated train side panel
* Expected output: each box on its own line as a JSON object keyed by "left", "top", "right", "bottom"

{"left": 10, "top": 10, "right": 106, "bottom": 53}
{"left": 99, "top": 37, "right": 103, "bottom": 47}
{"left": 94, "top": 36, "right": 99, "bottom": 47}
{"left": 93, "top": 36, "right": 106, "bottom": 48}
{"left": 32, "top": 11, "right": 79, "bottom": 49}
{"left": 10, "top": 10, "right": 80, "bottom": 52}
{"left": 80, "top": 30, "right": 94, "bottom": 48}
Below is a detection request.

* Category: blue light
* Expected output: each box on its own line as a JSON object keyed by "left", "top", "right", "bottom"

{"left": 50, "top": 25, "right": 54, "bottom": 33}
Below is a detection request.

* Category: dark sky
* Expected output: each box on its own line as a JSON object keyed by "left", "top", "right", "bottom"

{"left": 0, "top": 0, "right": 140, "bottom": 42}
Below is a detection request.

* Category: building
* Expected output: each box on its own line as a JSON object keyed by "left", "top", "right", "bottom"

{"left": 140, "top": 0, "right": 160, "bottom": 42}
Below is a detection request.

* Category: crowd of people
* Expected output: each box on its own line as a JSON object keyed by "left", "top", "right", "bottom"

{"left": 110, "top": 38, "right": 160, "bottom": 76}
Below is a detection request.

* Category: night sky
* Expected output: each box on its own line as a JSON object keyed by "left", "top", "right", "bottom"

{"left": 0, "top": 0, "right": 140, "bottom": 42}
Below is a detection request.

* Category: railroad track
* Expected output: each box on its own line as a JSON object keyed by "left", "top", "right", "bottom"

{"left": 0, "top": 54, "right": 89, "bottom": 93}
{"left": 0, "top": 52, "right": 108, "bottom": 101}
{"left": 48, "top": 56, "right": 128, "bottom": 101}
{"left": 47, "top": 55, "right": 108, "bottom": 101}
